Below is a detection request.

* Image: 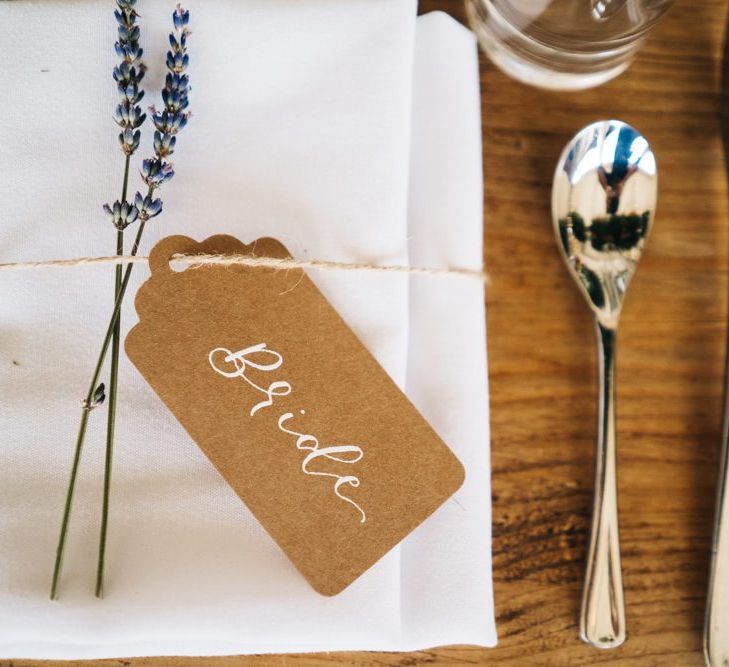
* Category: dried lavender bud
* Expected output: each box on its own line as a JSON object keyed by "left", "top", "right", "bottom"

{"left": 134, "top": 191, "right": 163, "bottom": 221}
{"left": 172, "top": 4, "right": 190, "bottom": 30}
{"left": 82, "top": 383, "right": 107, "bottom": 411}
{"left": 140, "top": 159, "right": 175, "bottom": 188}
{"left": 103, "top": 200, "right": 139, "bottom": 230}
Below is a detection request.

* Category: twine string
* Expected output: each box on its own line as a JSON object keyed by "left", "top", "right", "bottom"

{"left": 0, "top": 253, "right": 488, "bottom": 283}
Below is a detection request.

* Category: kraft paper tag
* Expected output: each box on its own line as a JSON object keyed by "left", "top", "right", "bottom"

{"left": 126, "top": 234, "right": 465, "bottom": 595}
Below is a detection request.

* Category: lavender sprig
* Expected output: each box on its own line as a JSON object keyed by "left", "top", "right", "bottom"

{"left": 51, "top": 3, "right": 191, "bottom": 601}
{"left": 97, "top": 2, "right": 191, "bottom": 599}
{"left": 51, "top": 0, "right": 148, "bottom": 602}
{"left": 95, "top": 0, "right": 153, "bottom": 600}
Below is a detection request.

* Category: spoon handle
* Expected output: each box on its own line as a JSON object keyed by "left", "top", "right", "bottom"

{"left": 580, "top": 322, "right": 626, "bottom": 649}
{"left": 703, "top": 375, "right": 729, "bottom": 666}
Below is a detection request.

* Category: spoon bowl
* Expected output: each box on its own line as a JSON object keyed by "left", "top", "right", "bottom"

{"left": 552, "top": 120, "right": 657, "bottom": 328}
{"left": 551, "top": 120, "right": 657, "bottom": 649}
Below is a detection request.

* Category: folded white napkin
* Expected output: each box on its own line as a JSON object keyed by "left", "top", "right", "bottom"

{"left": 0, "top": 1, "right": 495, "bottom": 658}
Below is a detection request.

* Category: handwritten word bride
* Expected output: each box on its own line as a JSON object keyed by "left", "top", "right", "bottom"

{"left": 208, "top": 343, "right": 366, "bottom": 523}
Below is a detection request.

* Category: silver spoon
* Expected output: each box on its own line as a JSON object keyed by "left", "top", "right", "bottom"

{"left": 552, "top": 120, "right": 657, "bottom": 649}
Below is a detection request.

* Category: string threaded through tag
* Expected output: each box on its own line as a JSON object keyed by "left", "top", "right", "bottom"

{"left": 0, "top": 253, "right": 488, "bottom": 283}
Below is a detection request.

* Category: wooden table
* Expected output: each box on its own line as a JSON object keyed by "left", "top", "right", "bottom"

{"left": 9, "top": 1, "right": 728, "bottom": 665}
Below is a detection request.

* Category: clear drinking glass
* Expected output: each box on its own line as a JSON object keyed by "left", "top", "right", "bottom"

{"left": 465, "top": 0, "right": 674, "bottom": 90}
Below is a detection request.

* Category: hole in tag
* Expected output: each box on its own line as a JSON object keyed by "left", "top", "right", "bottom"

{"left": 169, "top": 254, "right": 190, "bottom": 272}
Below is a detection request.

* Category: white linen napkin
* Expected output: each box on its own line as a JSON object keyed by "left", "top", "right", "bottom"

{"left": 403, "top": 13, "right": 493, "bottom": 646}
{"left": 0, "top": 1, "right": 495, "bottom": 658}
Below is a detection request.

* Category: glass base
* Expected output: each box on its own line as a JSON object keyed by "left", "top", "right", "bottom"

{"left": 466, "top": 0, "right": 637, "bottom": 91}
{"left": 480, "top": 39, "right": 631, "bottom": 91}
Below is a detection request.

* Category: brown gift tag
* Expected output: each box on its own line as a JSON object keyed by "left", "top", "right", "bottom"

{"left": 126, "top": 234, "right": 465, "bottom": 595}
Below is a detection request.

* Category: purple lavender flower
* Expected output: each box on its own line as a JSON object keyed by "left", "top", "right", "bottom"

{"left": 103, "top": 200, "right": 139, "bottom": 230}
{"left": 105, "top": 0, "right": 147, "bottom": 227}
{"left": 153, "top": 131, "right": 176, "bottom": 157}
{"left": 114, "top": 100, "right": 146, "bottom": 129}
{"left": 151, "top": 108, "right": 188, "bottom": 135}
{"left": 118, "top": 127, "right": 141, "bottom": 155}
{"left": 172, "top": 4, "right": 190, "bottom": 30}
{"left": 134, "top": 192, "right": 163, "bottom": 219}
{"left": 112, "top": 0, "right": 146, "bottom": 158}
{"left": 140, "top": 158, "right": 175, "bottom": 187}
{"left": 134, "top": 4, "right": 191, "bottom": 222}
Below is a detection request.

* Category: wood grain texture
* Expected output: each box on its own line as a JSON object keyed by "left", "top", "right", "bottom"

{"left": 6, "top": 0, "right": 728, "bottom": 665}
